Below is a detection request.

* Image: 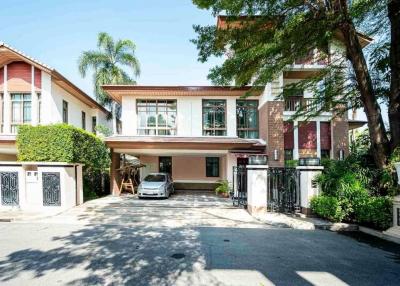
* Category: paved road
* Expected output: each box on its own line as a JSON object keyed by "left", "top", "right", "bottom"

{"left": 0, "top": 191, "right": 399, "bottom": 286}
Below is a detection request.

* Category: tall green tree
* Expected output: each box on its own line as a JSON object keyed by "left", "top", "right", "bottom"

{"left": 78, "top": 32, "right": 140, "bottom": 132}
{"left": 192, "top": 0, "right": 400, "bottom": 170}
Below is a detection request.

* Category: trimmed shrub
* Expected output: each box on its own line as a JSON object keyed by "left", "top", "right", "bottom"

{"left": 310, "top": 196, "right": 346, "bottom": 222}
{"left": 17, "top": 124, "right": 111, "bottom": 200}
{"left": 354, "top": 196, "right": 393, "bottom": 230}
{"left": 17, "top": 124, "right": 110, "bottom": 170}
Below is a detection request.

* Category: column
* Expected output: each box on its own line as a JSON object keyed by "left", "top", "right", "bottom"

{"left": 110, "top": 149, "right": 121, "bottom": 196}
{"left": 296, "top": 165, "right": 324, "bottom": 215}
{"left": 293, "top": 121, "right": 299, "bottom": 159}
{"left": 316, "top": 120, "right": 321, "bottom": 158}
{"left": 3, "top": 65, "right": 11, "bottom": 134}
{"left": 31, "top": 66, "right": 39, "bottom": 126}
{"left": 246, "top": 165, "right": 268, "bottom": 216}
{"left": 226, "top": 98, "right": 237, "bottom": 137}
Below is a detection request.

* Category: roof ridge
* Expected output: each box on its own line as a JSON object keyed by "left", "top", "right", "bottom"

{"left": 0, "top": 41, "right": 54, "bottom": 70}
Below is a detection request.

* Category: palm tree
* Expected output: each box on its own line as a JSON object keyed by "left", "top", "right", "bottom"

{"left": 78, "top": 32, "right": 140, "bottom": 133}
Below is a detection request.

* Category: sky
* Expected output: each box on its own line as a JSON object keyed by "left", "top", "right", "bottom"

{"left": 0, "top": 0, "right": 221, "bottom": 97}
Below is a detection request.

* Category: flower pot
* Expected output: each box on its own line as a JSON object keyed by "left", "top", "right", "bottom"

{"left": 394, "top": 162, "right": 400, "bottom": 185}
{"left": 217, "top": 192, "right": 229, "bottom": 198}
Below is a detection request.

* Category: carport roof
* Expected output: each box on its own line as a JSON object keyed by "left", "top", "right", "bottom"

{"left": 105, "top": 136, "right": 265, "bottom": 151}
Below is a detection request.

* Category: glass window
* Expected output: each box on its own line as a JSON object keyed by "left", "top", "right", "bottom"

{"left": 62, "top": 100, "right": 68, "bottom": 123}
{"left": 81, "top": 111, "right": 86, "bottom": 130}
{"left": 11, "top": 93, "right": 31, "bottom": 133}
{"left": 203, "top": 100, "right": 226, "bottom": 136}
{"left": 206, "top": 157, "right": 220, "bottom": 177}
{"left": 236, "top": 100, "right": 259, "bottom": 138}
{"left": 92, "top": 116, "right": 97, "bottom": 134}
{"left": 137, "top": 100, "right": 176, "bottom": 135}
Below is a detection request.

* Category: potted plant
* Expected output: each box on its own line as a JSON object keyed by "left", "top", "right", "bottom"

{"left": 215, "top": 180, "right": 230, "bottom": 198}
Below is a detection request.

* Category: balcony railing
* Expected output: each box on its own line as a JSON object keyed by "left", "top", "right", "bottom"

{"left": 284, "top": 97, "right": 324, "bottom": 112}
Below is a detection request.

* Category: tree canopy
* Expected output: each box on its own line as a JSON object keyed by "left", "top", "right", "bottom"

{"left": 192, "top": 0, "right": 400, "bottom": 169}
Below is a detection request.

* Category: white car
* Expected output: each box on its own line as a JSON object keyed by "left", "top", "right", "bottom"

{"left": 138, "top": 173, "right": 174, "bottom": 199}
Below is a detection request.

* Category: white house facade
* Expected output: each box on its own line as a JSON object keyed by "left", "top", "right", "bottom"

{"left": 0, "top": 42, "right": 111, "bottom": 160}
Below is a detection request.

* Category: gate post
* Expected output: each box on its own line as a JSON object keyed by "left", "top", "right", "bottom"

{"left": 296, "top": 164, "right": 324, "bottom": 215}
{"left": 246, "top": 165, "right": 268, "bottom": 215}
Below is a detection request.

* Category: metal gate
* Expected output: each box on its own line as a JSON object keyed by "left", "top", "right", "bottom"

{"left": 0, "top": 172, "right": 19, "bottom": 206}
{"left": 42, "top": 172, "right": 61, "bottom": 206}
{"left": 267, "top": 168, "right": 300, "bottom": 213}
{"left": 232, "top": 166, "right": 247, "bottom": 207}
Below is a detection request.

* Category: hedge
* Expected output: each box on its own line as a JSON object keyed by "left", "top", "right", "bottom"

{"left": 16, "top": 124, "right": 110, "bottom": 170}
{"left": 17, "top": 124, "right": 111, "bottom": 201}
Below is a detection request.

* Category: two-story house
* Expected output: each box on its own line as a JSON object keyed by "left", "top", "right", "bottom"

{"left": 104, "top": 17, "right": 371, "bottom": 195}
{"left": 0, "top": 42, "right": 111, "bottom": 160}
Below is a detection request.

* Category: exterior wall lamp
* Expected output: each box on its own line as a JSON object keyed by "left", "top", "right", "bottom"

{"left": 339, "top": 149, "right": 345, "bottom": 160}
{"left": 273, "top": 149, "right": 279, "bottom": 161}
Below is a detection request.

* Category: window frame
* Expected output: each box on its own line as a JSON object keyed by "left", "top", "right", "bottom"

{"left": 62, "top": 100, "right": 68, "bottom": 124}
{"left": 11, "top": 93, "right": 32, "bottom": 133}
{"left": 81, "top": 111, "right": 86, "bottom": 130}
{"left": 206, "top": 157, "right": 220, "bottom": 177}
{"left": 136, "top": 99, "right": 177, "bottom": 135}
{"left": 236, "top": 99, "right": 259, "bottom": 139}
{"left": 202, "top": 99, "right": 227, "bottom": 136}
{"left": 92, "top": 116, "right": 97, "bottom": 134}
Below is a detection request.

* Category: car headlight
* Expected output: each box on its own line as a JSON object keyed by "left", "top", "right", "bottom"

{"left": 158, "top": 184, "right": 165, "bottom": 191}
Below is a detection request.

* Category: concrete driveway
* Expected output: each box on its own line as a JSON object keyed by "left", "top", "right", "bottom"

{"left": 0, "top": 191, "right": 399, "bottom": 286}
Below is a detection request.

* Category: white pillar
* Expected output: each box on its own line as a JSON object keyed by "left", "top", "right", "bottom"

{"left": 226, "top": 98, "right": 237, "bottom": 137}
{"left": 226, "top": 153, "right": 237, "bottom": 184}
{"left": 296, "top": 166, "right": 324, "bottom": 215}
{"left": 316, "top": 120, "right": 321, "bottom": 158}
{"left": 3, "top": 65, "right": 11, "bottom": 134}
{"left": 293, "top": 121, "right": 299, "bottom": 159}
{"left": 246, "top": 165, "right": 268, "bottom": 216}
{"left": 31, "top": 66, "right": 39, "bottom": 126}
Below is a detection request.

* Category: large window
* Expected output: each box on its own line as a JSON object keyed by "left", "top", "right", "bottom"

{"left": 62, "top": 100, "right": 68, "bottom": 123}
{"left": 37, "top": 93, "right": 42, "bottom": 123}
{"left": 236, "top": 100, "right": 259, "bottom": 138}
{"left": 11, "top": 93, "right": 31, "bottom": 133}
{"left": 206, "top": 157, "right": 220, "bottom": 177}
{"left": 137, "top": 100, "right": 177, "bottom": 135}
{"left": 202, "top": 100, "right": 226, "bottom": 136}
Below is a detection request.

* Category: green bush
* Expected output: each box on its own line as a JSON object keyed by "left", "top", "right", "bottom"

{"left": 310, "top": 196, "right": 346, "bottom": 222}
{"left": 284, "top": 160, "right": 298, "bottom": 167}
{"left": 17, "top": 124, "right": 110, "bottom": 170}
{"left": 354, "top": 196, "right": 393, "bottom": 230}
{"left": 17, "top": 124, "right": 111, "bottom": 201}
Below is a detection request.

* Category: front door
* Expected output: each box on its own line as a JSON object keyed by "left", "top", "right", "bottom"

{"left": 237, "top": 157, "right": 249, "bottom": 166}
{"left": 159, "top": 156, "right": 172, "bottom": 174}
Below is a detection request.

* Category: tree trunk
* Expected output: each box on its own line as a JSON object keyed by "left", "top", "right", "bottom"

{"left": 339, "top": 20, "right": 390, "bottom": 169}
{"left": 388, "top": 0, "right": 400, "bottom": 151}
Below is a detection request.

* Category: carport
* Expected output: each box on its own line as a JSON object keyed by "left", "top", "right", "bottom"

{"left": 106, "top": 136, "right": 264, "bottom": 196}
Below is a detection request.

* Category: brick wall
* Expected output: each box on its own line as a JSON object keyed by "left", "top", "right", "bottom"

{"left": 260, "top": 101, "right": 284, "bottom": 167}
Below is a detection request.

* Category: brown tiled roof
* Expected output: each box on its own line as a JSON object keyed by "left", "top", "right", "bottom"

{"left": 102, "top": 85, "right": 264, "bottom": 104}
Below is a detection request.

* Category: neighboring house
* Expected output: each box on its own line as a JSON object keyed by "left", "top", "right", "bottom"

{"left": 0, "top": 42, "right": 111, "bottom": 160}
{"left": 103, "top": 17, "right": 372, "bottom": 195}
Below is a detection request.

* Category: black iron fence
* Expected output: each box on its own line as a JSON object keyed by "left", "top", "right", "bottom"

{"left": 232, "top": 166, "right": 247, "bottom": 207}
{"left": 231, "top": 166, "right": 301, "bottom": 214}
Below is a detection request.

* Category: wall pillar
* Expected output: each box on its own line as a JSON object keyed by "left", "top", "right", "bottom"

{"left": 293, "top": 121, "right": 299, "bottom": 160}
{"left": 383, "top": 195, "right": 400, "bottom": 240}
{"left": 110, "top": 149, "right": 121, "bottom": 196}
{"left": 296, "top": 166, "right": 324, "bottom": 215}
{"left": 246, "top": 165, "right": 268, "bottom": 215}
{"left": 3, "top": 65, "right": 11, "bottom": 134}
{"left": 31, "top": 66, "right": 38, "bottom": 126}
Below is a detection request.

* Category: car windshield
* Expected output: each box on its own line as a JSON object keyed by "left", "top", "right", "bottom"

{"left": 144, "top": 174, "right": 166, "bottom": 182}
